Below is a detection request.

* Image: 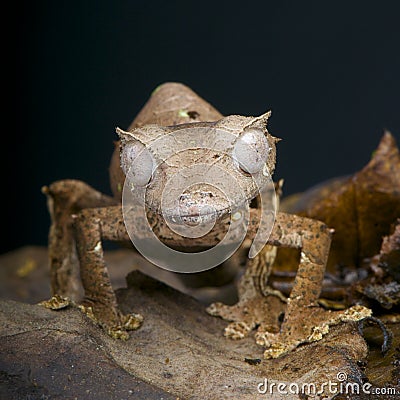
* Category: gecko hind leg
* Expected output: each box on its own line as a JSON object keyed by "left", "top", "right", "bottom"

{"left": 206, "top": 244, "right": 286, "bottom": 340}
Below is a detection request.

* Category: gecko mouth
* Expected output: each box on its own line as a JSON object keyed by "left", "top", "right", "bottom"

{"left": 150, "top": 183, "right": 255, "bottom": 226}
{"left": 161, "top": 199, "right": 250, "bottom": 227}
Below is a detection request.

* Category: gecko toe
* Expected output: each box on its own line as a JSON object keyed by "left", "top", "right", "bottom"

{"left": 39, "top": 294, "right": 72, "bottom": 310}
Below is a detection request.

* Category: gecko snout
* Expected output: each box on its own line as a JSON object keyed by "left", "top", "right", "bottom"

{"left": 162, "top": 184, "right": 229, "bottom": 226}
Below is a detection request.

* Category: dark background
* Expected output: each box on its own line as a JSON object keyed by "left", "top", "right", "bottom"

{"left": 8, "top": 1, "right": 400, "bottom": 254}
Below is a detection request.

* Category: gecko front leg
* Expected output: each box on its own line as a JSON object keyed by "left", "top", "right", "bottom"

{"left": 208, "top": 212, "right": 371, "bottom": 358}
{"left": 73, "top": 206, "right": 143, "bottom": 339}
{"left": 42, "top": 179, "right": 118, "bottom": 301}
{"left": 41, "top": 181, "right": 142, "bottom": 338}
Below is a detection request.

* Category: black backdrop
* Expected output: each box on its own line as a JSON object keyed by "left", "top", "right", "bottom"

{"left": 8, "top": 1, "right": 400, "bottom": 254}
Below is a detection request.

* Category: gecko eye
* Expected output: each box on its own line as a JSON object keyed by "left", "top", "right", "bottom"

{"left": 120, "top": 142, "right": 154, "bottom": 186}
{"left": 233, "top": 129, "right": 270, "bottom": 174}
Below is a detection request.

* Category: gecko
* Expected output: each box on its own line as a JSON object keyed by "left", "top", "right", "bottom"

{"left": 42, "top": 82, "right": 370, "bottom": 358}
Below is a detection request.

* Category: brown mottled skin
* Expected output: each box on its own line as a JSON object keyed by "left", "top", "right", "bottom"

{"left": 42, "top": 82, "right": 370, "bottom": 358}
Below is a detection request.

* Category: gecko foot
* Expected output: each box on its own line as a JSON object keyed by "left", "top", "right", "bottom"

{"left": 207, "top": 293, "right": 372, "bottom": 358}
{"left": 78, "top": 300, "right": 143, "bottom": 340}
{"left": 101, "top": 313, "right": 143, "bottom": 340}
{"left": 40, "top": 296, "right": 143, "bottom": 340}
{"left": 206, "top": 293, "right": 286, "bottom": 340}
{"left": 256, "top": 304, "right": 372, "bottom": 359}
{"left": 39, "top": 294, "right": 72, "bottom": 310}
{"left": 224, "top": 321, "right": 254, "bottom": 340}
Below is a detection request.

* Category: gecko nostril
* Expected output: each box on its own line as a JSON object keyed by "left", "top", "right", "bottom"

{"left": 200, "top": 191, "right": 214, "bottom": 198}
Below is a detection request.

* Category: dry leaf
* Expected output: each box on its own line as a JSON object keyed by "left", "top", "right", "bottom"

{"left": 279, "top": 132, "right": 400, "bottom": 274}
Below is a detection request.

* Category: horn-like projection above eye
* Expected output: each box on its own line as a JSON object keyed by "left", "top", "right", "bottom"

{"left": 120, "top": 142, "right": 154, "bottom": 186}
{"left": 233, "top": 129, "right": 270, "bottom": 174}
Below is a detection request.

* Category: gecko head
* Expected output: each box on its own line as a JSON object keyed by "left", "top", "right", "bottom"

{"left": 117, "top": 111, "right": 279, "bottom": 225}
